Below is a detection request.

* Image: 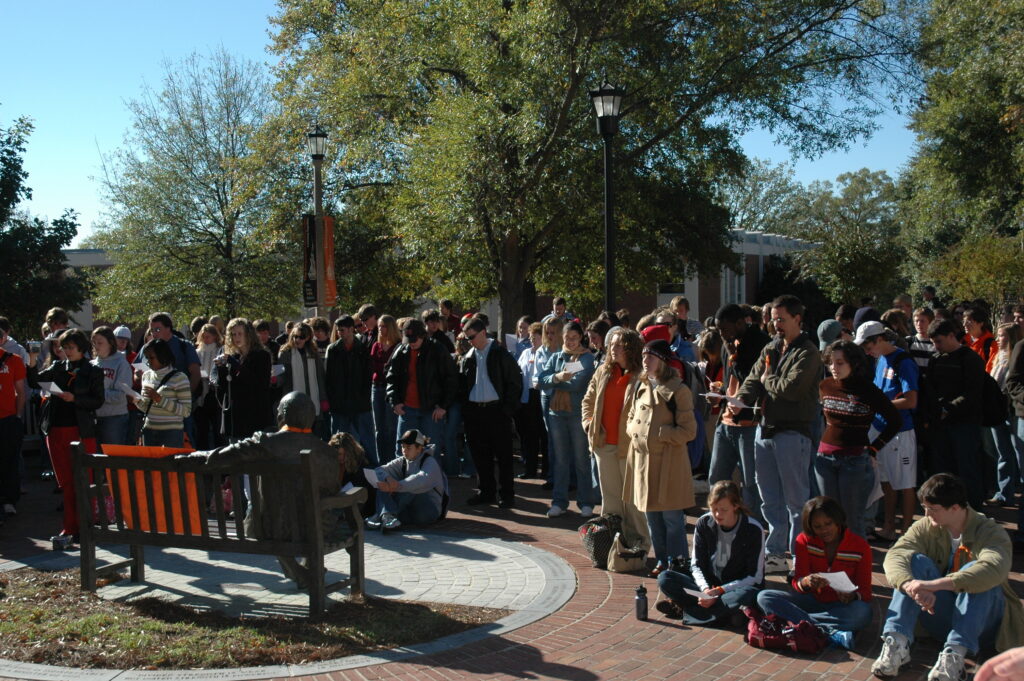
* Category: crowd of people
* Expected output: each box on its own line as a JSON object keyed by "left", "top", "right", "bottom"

{"left": 2, "top": 288, "right": 1024, "bottom": 679}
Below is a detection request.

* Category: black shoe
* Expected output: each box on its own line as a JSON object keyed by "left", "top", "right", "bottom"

{"left": 541, "top": 481, "right": 553, "bottom": 490}
{"left": 466, "top": 494, "right": 496, "bottom": 506}
{"left": 515, "top": 472, "right": 536, "bottom": 480}
{"left": 655, "top": 599, "right": 685, "bottom": 619}
{"left": 498, "top": 498, "right": 516, "bottom": 509}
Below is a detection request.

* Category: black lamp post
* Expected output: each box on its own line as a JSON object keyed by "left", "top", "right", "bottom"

{"left": 589, "top": 80, "right": 624, "bottom": 313}
{"left": 306, "top": 125, "right": 328, "bottom": 315}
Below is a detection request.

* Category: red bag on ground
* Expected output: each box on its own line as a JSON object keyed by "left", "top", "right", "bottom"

{"left": 742, "top": 607, "right": 829, "bottom": 654}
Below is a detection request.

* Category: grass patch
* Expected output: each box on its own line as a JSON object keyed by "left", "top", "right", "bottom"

{"left": 0, "top": 568, "right": 508, "bottom": 669}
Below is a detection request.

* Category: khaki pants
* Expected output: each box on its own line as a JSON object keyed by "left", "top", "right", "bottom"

{"left": 594, "top": 443, "right": 651, "bottom": 550}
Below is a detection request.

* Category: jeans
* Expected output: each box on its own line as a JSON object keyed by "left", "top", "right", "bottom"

{"left": 441, "top": 401, "right": 471, "bottom": 476}
{"left": 548, "top": 409, "right": 595, "bottom": 510}
{"left": 142, "top": 428, "right": 185, "bottom": 448}
{"left": 814, "top": 452, "right": 874, "bottom": 539}
{"left": 95, "top": 413, "right": 130, "bottom": 447}
{"left": 883, "top": 554, "right": 1003, "bottom": 654}
{"left": 932, "top": 422, "right": 984, "bottom": 510}
{"left": 992, "top": 416, "right": 1023, "bottom": 502}
{"left": 182, "top": 414, "right": 197, "bottom": 451}
{"left": 395, "top": 406, "right": 444, "bottom": 463}
{"left": 658, "top": 569, "right": 760, "bottom": 625}
{"left": 755, "top": 428, "right": 811, "bottom": 555}
{"left": 709, "top": 423, "right": 763, "bottom": 522}
{"left": 757, "top": 589, "right": 872, "bottom": 633}
{"left": 377, "top": 490, "right": 441, "bottom": 525}
{"left": 332, "top": 410, "right": 379, "bottom": 465}
{"left": 1016, "top": 418, "right": 1024, "bottom": 539}
{"left": 645, "top": 509, "right": 688, "bottom": 567}
{"left": 371, "top": 384, "right": 398, "bottom": 461}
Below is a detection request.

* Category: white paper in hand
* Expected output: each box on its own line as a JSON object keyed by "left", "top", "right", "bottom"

{"left": 38, "top": 382, "right": 68, "bottom": 397}
{"left": 362, "top": 468, "right": 381, "bottom": 489}
{"left": 563, "top": 360, "right": 584, "bottom": 374}
{"left": 271, "top": 364, "right": 286, "bottom": 378}
{"left": 684, "top": 587, "right": 709, "bottom": 600}
{"left": 132, "top": 362, "right": 148, "bottom": 373}
{"left": 504, "top": 334, "right": 518, "bottom": 351}
{"left": 818, "top": 571, "right": 858, "bottom": 593}
{"left": 118, "top": 382, "right": 142, "bottom": 400}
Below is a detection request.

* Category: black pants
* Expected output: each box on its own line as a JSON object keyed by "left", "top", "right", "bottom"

{"left": 0, "top": 415, "right": 24, "bottom": 505}
{"left": 514, "top": 388, "right": 547, "bottom": 475}
{"left": 464, "top": 402, "right": 515, "bottom": 501}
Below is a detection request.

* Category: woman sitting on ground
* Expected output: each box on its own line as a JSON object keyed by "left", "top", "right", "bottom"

{"left": 756, "top": 496, "right": 873, "bottom": 649}
{"left": 656, "top": 480, "right": 764, "bottom": 626}
{"left": 330, "top": 431, "right": 375, "bottom": 517}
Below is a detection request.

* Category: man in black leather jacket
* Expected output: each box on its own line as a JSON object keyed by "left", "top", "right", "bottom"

{"left": 458, "top": 317, "right": 523, "bottom": 508}
{"left": 385, "top": 319, "right": 457, "bottom": 460}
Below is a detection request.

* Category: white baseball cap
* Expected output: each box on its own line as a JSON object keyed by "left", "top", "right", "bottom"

{"left": 853, "top": 320, "right": 886, "bottom": 345}
{"left": 113, "top": 326, "right": 132, "bottom": 340}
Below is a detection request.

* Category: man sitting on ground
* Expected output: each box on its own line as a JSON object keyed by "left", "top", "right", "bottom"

{"left": 187, "top": 391, "right": 344, "bottom": 590}
{"left": 872, "top": 473, "right": 1024, "bottom": 681}
{"left": 367, "top": 429, "right": 447, "bottom": 531}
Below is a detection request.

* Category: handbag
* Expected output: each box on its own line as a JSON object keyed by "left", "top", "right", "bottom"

{"left": 578, "top": 514, "right": 622, "bottom": 569}
{"left": 607, "top": 531, "right": 646, "bottom": 573}
{"left": 742, "top": 606, "right": 829, "bottom": 654}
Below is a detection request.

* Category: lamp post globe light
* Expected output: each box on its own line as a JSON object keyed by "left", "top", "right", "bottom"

{"left": 306, "top": 125, "right": 328, "bottom": 316}
{"left": 589, "top": 80, "right": 624, "bottom": 313}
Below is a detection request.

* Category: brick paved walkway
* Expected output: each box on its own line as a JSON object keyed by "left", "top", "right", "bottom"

{"left": 3, "top": 468, "right": 1024, "bottom": 681}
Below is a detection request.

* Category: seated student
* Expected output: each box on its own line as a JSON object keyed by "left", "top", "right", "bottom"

{"left": 656, "top": 481, "right": 764, "bottom": 626}
{"left": 329, "top": 431, "right": 376, "bottom": 518}
{"left": 757, "top": 496, "right": 873, "bottom": 650}
{"left": 367, "top": 429, "right": 447, "bottom": 531}
{"left": 872, "top": 474, "right": 1024, "bottom": 681}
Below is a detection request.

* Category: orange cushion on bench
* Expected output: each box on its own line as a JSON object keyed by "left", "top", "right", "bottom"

{"left": 101, "top": 445, "right": 202, "bottom": 536}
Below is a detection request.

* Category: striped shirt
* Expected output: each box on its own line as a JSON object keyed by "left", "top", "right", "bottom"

{"left": 138, "top": 366, "right": 192, "bottom": 431}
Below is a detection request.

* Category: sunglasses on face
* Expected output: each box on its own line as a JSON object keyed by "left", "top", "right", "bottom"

{"left": 465, "top": 332, "right": 477, "bottom": 341}
{"left": 404, "top": 332, "right": 419, "bottom": 340}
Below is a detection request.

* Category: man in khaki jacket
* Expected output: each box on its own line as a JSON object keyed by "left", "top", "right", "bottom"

{"left": 873, "top": 474, "right": 1024, "bottom": 681}
{"left": 581, "top": 328, "right": 650, "bottom": 550}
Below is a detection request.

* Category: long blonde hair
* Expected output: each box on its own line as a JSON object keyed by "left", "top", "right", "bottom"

{"left": 282, "top": 321, "right": 319, "bottom": 358}
{"left": 224, "top": 317, "right": 260, "bottom": 357}
{"left": 194, "top": 323, "right": 223, "bottom": 349}
{"left": 377, "top": 314, "right": 400, "bottom": 348}
{"left": 542, "top": 318, "right": 564, "bottom": 352}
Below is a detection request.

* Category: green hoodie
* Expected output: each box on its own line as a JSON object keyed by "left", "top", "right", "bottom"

{"left": 735, "top": 334, "right": 822, "bottom": 437}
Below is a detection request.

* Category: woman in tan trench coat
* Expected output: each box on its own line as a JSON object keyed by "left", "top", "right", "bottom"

{"left": 624, "top": 339, "right": 698, "bottom": 577}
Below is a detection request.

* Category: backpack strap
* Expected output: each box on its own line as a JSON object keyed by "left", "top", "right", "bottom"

{"left": 144, "top": 369, "right": 180, "bottom": 418}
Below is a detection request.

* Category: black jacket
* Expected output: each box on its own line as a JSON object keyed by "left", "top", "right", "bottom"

{"left": 691, "top": 512, "right": 765, "bottom": 590}
{"left": 925, "top": 346, "right": 985, "bottom": 425}
{"left": 386, "top": 338, "right": 458, "bottom": 410}
{"left": 29, "top": 358, "right": 104, "bottom": 438}
{"left": 724, "top": 323, "right": 770, "bottom": 422}
{"left": 324, "top": 338, "right": 372, "bottom": 415}
{"left": 214, "top": 347, "right": 274, "bottom": 439}
{"left": 458, "top": 340, "right": 523, "bottom": 416}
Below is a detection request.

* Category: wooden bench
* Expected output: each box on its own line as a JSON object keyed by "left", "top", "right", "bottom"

{"left": 72, "top": 443, "right": 366, "bottom": 618}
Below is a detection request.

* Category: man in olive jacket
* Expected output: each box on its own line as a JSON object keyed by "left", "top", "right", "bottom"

{"left": 733, "top": 295, "right": 822, "bottom": 573}
{"left": 1000, "top": 334, "right": 1024, "bottom": 544}
{"left": 873, "top": 474, "right": 1024, "bottom": 681}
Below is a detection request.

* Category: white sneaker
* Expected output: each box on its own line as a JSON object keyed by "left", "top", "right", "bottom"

{"left": 927, "top": 647, "right": 966, "bottom": 681}
{"left": 579, "top": 505, "right": 595, "bottom": 518}
{"left": 380, "top": 512, "right": 402, "bottom": 531}
{"left": 693, "top": 479, "right": 710, "bottom": 494}
{"left": 871, "top": 634, "right": 911, "bottom": 678}
{"left": 764, "top": 554, "right": 789, "bottom": 573}
{"left": 2, "top": 503, "right": 15, "bottom": 515}
{"left": 546, "top": 505, "right": 566, "bottom": 518}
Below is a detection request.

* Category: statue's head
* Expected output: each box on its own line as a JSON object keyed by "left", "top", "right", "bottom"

{"left": 276, "top": 391, "right": 316, "bottom": 430}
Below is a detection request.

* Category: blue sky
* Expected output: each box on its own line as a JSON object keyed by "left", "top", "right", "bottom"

{"left": 1, "top": 2, "right": 917, "bottom": 246}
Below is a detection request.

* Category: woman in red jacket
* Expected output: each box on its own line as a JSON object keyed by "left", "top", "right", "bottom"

{"left": 756, "top": 496, "right": 873, "bottom": 649}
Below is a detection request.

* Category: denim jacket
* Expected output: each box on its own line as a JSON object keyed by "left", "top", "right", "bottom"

{"left": 537, "top": 349, "right": 595, "bottom": 415}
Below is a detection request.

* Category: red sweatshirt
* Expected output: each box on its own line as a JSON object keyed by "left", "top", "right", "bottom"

{"left": 791, "top": 529, "right": 873, "bottom": 603}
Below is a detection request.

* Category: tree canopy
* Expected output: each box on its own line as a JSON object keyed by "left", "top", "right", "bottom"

{"left": 0, "top": 114, "right": 90, "bottom": 341}
{"left": 268, "top": 0, "right": 919, "bottom": 331}
{"left": 87, "top": 50, "right": 303, "bottom": 326}
{"left": 898, "top": 0, "right": 1024, "bottom": 302}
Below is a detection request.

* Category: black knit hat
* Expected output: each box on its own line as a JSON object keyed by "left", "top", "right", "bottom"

{"left": 642, "top": 339, "right": 673, "bottom": 363}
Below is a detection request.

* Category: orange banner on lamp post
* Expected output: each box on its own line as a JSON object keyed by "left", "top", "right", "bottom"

{"left": 323, "top": 215, "right": 337, "bottom": 304}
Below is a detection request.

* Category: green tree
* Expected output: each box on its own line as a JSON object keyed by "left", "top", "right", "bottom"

{"left": 719, "top": 158, "right": 809, "bottom": 234}
{"left": 268, "top": 0, "right": 919, "bottom": 332}
{"left": 786, "top": 169, "right": 905, "bottom": 304}
{"left": 87, "top": 50, "right": 302, "bottom": 326}
{"left": 898, "top": 0, "right": 1024, "bottom": 296}
{"left": 0, "top": 115, "right": 90, "bottom": 340}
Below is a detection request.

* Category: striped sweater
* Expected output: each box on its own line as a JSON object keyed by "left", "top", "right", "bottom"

{"left": 791, "top": 529, "right": 873, "bottom": 603}
{"left": 137, "top": 366, "right": 192, "bottom": 431}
